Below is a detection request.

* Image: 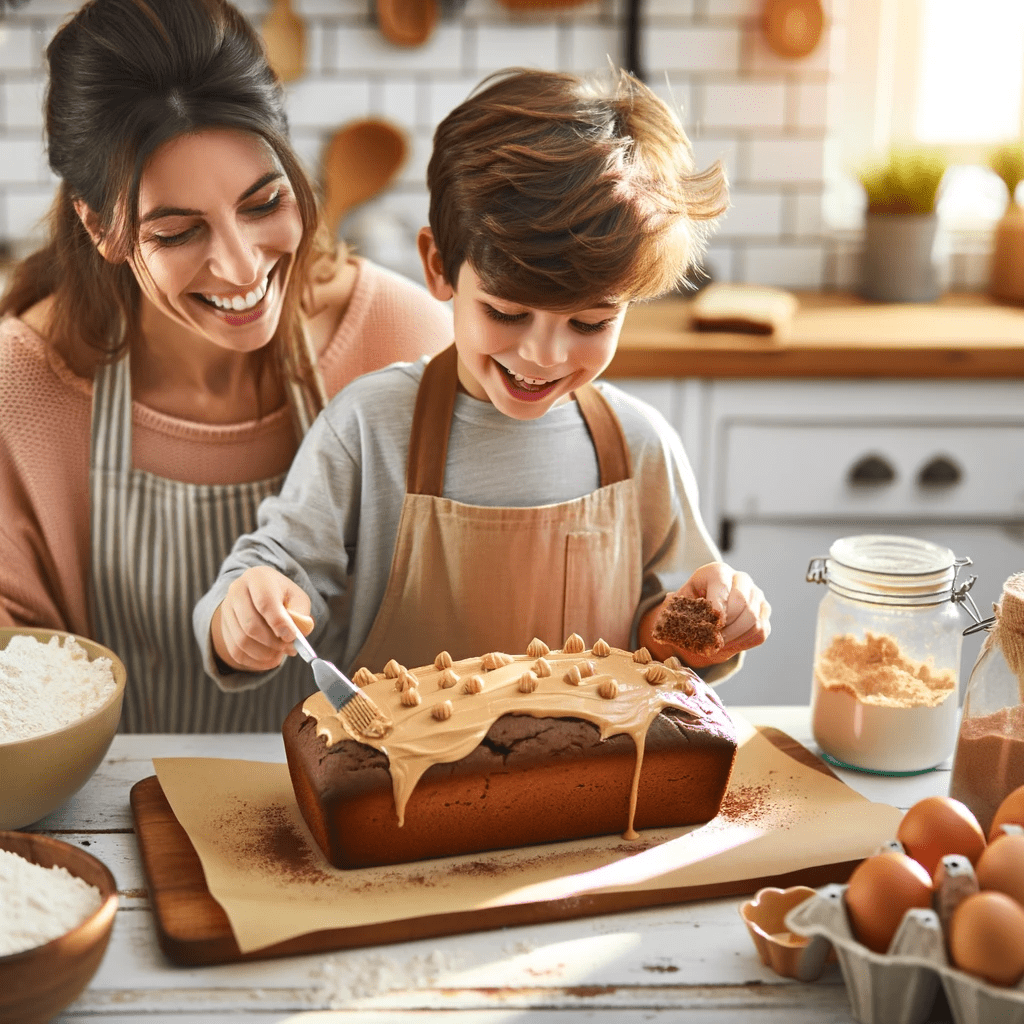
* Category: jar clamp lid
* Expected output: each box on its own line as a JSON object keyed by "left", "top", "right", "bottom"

{"left": 806, "top": 534, "right": 984, "bottom": 622}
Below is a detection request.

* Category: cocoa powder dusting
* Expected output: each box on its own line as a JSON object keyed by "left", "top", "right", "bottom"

{"left": 215, "top": 799, "right": 332, "bottom": 885}
{"left": 815, "top": 631, "right": 955, "bottom": 708}
{"left": 949, "top": 704, "right": 1024, "bottom": 834}
{"left": 718, "top": 783, "right": 772, "bottom": 826}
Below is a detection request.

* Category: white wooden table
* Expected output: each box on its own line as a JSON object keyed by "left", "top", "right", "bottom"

{"left": 33, "top": 706, "right": 955, "bottom": 1024}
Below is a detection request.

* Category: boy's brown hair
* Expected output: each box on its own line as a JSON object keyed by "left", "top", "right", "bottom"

{"left": 427, "top": 67, "right": 729, "bottom": 310}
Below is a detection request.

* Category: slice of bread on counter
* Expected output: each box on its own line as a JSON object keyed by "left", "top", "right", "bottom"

{"left": 690, "top": 283, "right": 798, "bottom": 336}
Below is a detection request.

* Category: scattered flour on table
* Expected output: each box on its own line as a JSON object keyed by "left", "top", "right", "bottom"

{"left": 314, "top": 949, "right": 464, "bottom": 1005}
{"left": 0, "top": 848, "right": 103, "bottom": 956}
{"left": 0, "top": 635, "right": 116, "bottom": 740}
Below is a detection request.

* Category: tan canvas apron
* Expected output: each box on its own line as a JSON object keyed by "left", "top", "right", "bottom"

{"left": 352, "top": 344, "right": 643, "bottom": 674}
{"left": 88, "top": 356, "right": 321, "bottom": 733}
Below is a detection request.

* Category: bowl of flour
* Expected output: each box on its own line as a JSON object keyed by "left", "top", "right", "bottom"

{"left": 0, "top": 628, "right": 126, "bottom": 830}
{"left": 0, "top": 830, "right": 118, "bottom": 1024}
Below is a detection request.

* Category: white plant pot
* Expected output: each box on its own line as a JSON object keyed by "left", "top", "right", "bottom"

{"left": 861, "top": 213, "right": 941, "bottom": 303}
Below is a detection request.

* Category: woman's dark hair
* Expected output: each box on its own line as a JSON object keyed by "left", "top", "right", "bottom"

{"left": 0, "top": 0, "right": 330, "bottom": 409}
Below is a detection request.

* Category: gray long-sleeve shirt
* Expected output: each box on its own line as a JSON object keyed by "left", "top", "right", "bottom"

{"left": 194, "top": 357, "right": 735, "bottom": 690}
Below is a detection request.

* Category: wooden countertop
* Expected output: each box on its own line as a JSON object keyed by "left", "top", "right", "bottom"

{"left": 608, "top": 291, "right": 1024, "bottom": 379}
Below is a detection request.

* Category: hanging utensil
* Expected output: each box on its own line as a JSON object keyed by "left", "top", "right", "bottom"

{"left": 376, "top": 0, "right": 439, "bottom": 47}
{"left": 322, "top": 118, "right": 408, "bottom": 239}
{"left": 261, "top": 0, "right": 306, "bottom": 84}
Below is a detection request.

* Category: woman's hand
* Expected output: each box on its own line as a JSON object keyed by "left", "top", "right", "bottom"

{"left": 210, "top": 566, "right": 313, "bottom": 672}
{"left": 640, "top": 562, "right": 771, "bottom": 669}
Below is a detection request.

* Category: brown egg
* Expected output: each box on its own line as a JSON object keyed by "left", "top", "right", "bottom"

{"left": 896, "top": 796, "right": 986, "bottom": 876}
{"left": 989, "top": 784, "right": 1024, "bottom": 843}
{"left": 976, "top": 834, "right": 1024, "bottom": 907}
{"left": 949, "top": 891, "right": 1024, "bottom": 987}
{"left": 845, "top": 851, "right": 933, "bottom": 954}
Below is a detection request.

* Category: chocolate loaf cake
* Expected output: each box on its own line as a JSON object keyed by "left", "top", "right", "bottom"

{"left": 283, "top": 635, "right": 737, "bottom": 869}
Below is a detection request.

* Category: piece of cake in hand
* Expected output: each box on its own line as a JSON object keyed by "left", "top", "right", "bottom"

{"left": 652, "top": 594, "right": 725, "bottom": 657}
{"left": 283, "top": 635, "right": 737, "bottom": 869}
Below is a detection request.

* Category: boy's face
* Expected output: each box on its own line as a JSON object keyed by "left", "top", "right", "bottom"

{"left": 419, "top": 230, "right": 628, "bottom": 421}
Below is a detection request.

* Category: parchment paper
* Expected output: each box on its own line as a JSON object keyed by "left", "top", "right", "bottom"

{"left": 153, "top": 714, "right": 902, "bottom": 954}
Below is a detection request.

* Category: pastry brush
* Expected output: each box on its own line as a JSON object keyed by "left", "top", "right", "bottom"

{"left": 287, "top": 613, "right": 392, "bottom": 738}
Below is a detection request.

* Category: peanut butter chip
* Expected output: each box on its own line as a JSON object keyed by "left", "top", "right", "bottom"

{"left": 518, "top": 671, "right": 539, "bottom": 693}
{"left": 579, "top": 660, "right": 596, "bottom": 678}
{"left": 563, "top": 633, "right": 585, "bottom": 654}
{"left": 383, "top": 659, "right": 403, "bottom": 678}
{"left": 564, "top": 665, "right": 583, "bottom": 685}
{"left": 533, "top": 658, "right": 552, "bottom": 678}
{"left": 482, "top": 651, "right": 513, "bottom": 671}
{"left": 431, "top": 699, "right": 453, "bottom": 720}
{"left": 361, "top": 719, "right": 389, "bottom": 738}
{"left": 400, "top": 688, "right": 422, "bottom": 707}
{"left": 592, "top": 639, "right": 611, "bottom": 657}
{"left": 464, "top": 675, "right": 484, "bottom": 694}
{"left": 352, "top": 667, "right": 376, "bottom": 688}
{"left": 395, "top": 670, "right": 418, "bottom": 692}
{"left": 434, "top": 650, "right": 454, "bottom": 671}
{"left": 598, "top": 679, "right": 619, "bottom": 699}
{"left": 665, "top": 656, "right": 683, "bottom": 670}
{"left": 644, "top": 664, "right": 668, "bottom": 684}
{"left": 439, "top": 668, "right": 459, "bottom": 689}
{"left": 526, "top": 637, "right": 550, "bottom": 658}
{"left": 673, "top": 676, "right": 696, "bottom": 695}
{"left": 632, "top": 647, "right": 653, "bottom": 664}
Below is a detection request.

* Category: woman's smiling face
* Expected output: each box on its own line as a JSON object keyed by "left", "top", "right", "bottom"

{"left": 131, "top": 127, "right": 304, "bottom": 353}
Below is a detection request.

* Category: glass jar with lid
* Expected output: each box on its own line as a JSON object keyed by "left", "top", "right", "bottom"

{"left": 806, "top": 534, "right": 982, "bottom": 774}
{"left": 948, "top": 572, "right": 1024, "bottom": 835}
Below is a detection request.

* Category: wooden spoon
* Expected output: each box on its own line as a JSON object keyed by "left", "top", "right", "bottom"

{"left": 261, "top": 0, "right": 306, "bottom": 83}
{"left": 376, "top": 0, "right": 439, "bottom": 47}
{"left": 322, "top": 119, "right": 408, "bottom": 238}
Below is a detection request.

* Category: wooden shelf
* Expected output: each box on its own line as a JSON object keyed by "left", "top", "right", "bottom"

{"left": 608, "top": 291, "right": 1024, "bottom": 379}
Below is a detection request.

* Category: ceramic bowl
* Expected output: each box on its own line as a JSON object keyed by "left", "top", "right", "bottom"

{"left": 740, "top": 885, "right": 835, "bottom": 981}
{"left": 0, "top": 628, "right": 126, "bottom": 830}
{"left": 0, "top": 831, "right": 118, "bottom": 1024}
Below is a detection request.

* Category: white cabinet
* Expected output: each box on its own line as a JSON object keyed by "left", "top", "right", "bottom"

{"left": 613, "top": 377, "right": 1024, "bottom": 706}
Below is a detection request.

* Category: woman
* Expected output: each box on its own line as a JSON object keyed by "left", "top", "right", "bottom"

{"left": 0, "top": 0, "right": 451, "bottom": 732}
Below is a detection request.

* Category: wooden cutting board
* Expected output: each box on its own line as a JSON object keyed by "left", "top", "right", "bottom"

{"left": 130, "top": 727, "right": 861, "bottom": 966}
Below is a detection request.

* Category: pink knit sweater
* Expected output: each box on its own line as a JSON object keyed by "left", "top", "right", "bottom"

{"left": 0, "top": 258, "right": 452, "bottom": 633}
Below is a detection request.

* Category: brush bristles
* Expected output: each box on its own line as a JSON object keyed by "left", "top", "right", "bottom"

{"left": 340, "top": 692, "right": 393, "bottom": 739}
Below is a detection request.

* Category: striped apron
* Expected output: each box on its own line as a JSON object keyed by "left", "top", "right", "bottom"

{"left": 88, "top": 356, "right": 319, "bottom": 733}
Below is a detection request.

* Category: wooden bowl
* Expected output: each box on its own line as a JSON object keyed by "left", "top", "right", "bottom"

{"left": 0, "top": 629, "right": 126, "bottom": 830}
{"left": 0, "top": 832, "right": 118, "bottom": 1024}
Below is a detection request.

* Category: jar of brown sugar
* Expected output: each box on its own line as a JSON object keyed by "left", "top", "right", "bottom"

{"left": 806, "top": 534, "right": 983, "bottom": 775}
{"left": 948, "top": 572, "right": 1024, "bottom": 835}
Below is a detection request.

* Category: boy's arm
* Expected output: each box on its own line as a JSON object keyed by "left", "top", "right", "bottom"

{"left": 619, "top": 389, "right": 754, "bottom": 684}
{"left": 193, "top": 413, "right": 360, "bottom": 691}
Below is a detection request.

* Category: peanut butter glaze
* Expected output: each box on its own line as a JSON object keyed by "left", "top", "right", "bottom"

{"left": 301, "top": 638, "right": 731, "bottom": 836}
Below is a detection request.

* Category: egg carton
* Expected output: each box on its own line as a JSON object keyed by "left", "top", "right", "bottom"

{"left": 785, "top": 884, "right": 1024, "bottom": 1024}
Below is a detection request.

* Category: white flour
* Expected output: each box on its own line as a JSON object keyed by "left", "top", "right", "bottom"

{"left": 0, "top": 848, "right": 103, "bottom": 956}
{"left": 0, "top": 635, "right": 116, "bottom": 741}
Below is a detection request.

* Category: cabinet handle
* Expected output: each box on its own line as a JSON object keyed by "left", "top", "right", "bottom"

{"left": 918, "top": 454, "right": 962, "bottom": 487}
{"left": 848, "top": 453, "right": 896, "bottom": 485}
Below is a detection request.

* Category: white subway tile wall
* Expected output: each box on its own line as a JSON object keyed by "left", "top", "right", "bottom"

{"left": 0, "top": 0, "right": 983, "bottom": 288}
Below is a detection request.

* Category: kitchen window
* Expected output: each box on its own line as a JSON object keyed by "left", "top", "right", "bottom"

{"left": 834, "top": 0, "right": 1024, "bottom": 228}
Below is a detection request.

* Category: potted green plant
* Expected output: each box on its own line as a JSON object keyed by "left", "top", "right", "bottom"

{"left": 857, "top": 148, "right": 947, "bottom": 302}
{"left": 988, "top": 141, "right": 1024, "bottom": 303}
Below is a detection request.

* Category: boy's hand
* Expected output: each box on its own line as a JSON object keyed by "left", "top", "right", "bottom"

{"left": 641, "top": 562, "right": 771, "bottom": 669}
{"left": 210, "top": 566, "right": 313, "bottom": 672}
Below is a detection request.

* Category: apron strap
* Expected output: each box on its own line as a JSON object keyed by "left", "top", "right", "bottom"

{"left": 91, "top": 356, "right": 133, "bottom": 473}
{"left": 406, "top": 342, "right": 632, "bottom": 496}
{"left": 406, "top": 343, "right": 459, "bottom": 496}
{"left": 573, "top": 382, "right": 633, "bottom": 487}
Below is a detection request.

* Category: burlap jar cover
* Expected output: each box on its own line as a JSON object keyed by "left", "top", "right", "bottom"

{"left": 984, "top": 572, "right": 1024, "bottom": 702}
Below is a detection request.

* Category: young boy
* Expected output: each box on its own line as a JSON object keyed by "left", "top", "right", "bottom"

{"left": 194, "top": 67, "right": 770, "bottom": 691}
